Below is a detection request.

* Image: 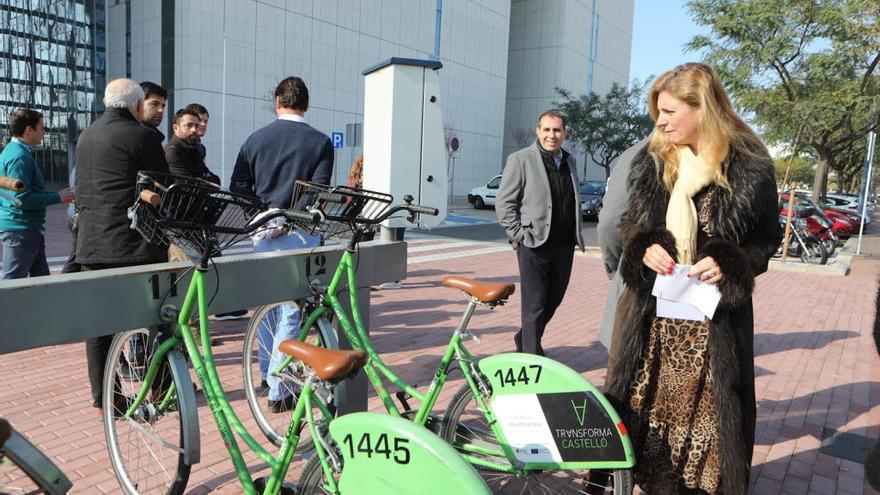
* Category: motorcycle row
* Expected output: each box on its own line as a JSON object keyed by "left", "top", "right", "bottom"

{"left": 775, "top": 191, "right": 874, "bottom": 265}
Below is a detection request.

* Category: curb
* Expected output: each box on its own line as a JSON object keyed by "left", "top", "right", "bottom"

{"left": 768, "top": 244, "right": 853, "bottom": 276}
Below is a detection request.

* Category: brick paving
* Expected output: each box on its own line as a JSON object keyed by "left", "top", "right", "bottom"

{"left": 0, "top": 207, "right": 878, "bottom": 494}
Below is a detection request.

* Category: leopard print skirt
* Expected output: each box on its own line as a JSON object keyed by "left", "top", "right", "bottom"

{"left": 627, "top": 317, "right": 721, "bottom": 494}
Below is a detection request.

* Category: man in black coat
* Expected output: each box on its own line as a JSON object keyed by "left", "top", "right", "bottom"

{"left": 75, "top": 78, "right": 170, "bottom": 414}
{"left": 165, "top": 108, "right": 220, "bottom": 184}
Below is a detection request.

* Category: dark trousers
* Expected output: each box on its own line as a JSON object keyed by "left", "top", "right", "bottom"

{"left": 515, "top": 243, "right": 575, "bottom": 354}
{"left": 83, "top": 263, "right": 168, "bottom": 407}
{"left": 1, "top": 230, "right": 50, "bottom": 279}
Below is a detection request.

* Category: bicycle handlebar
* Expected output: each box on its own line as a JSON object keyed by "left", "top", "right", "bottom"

{"left": 242, "top": 207, "right": 323, "bottom": 233}
{"left": 139, "top": 189, "right": 161, "bottom": 207}
{"left": 0, "top": 176, "right": 24, "bottom": 192}
{"left": 406, "top": 204, "right": 439, "bottom": 216}
{"left": 284, "top": 209, "right": 322, "bottom": 225}
{"left": 363, "top": 202, "right": 439, "bottom": 225}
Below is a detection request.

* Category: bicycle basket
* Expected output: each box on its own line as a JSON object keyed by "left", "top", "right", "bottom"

{"left": 290, "top": 181, "right": 393, "bottom": 238}
{"left": 131, "top": 171, "right": 266, "bottom": 254}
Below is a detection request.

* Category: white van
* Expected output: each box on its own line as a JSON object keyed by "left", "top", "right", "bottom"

{"left": 467, "top": 175, "right": 502, "bottom": 209}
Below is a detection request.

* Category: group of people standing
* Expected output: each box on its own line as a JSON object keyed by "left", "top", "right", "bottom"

{"left": 498, "top": 63, "right": 781, "bottom": 494}
{"left": 0, "top": 76, "right": 333, "bottom": 417}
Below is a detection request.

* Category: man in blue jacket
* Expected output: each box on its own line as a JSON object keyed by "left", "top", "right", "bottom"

{"left": 230, "top": 76, "right": 333, "bottom": 412}
{"left": 0, "top": 109, "right": 74, "bottom": 279}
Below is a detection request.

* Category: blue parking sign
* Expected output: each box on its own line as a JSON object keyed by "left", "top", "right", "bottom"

{"left": 331, "top": 132, "right": 344, "bottom": 149}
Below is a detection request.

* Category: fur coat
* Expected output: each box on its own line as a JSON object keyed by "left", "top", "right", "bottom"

{"left": 605, "top": 142, "right": 781, "bottom": 494}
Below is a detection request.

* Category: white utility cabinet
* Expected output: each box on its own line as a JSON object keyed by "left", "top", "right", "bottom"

{"left": 362, "top": 58, "right": 447, "bottom": 228}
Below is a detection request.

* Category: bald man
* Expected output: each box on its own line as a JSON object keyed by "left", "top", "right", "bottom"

{"left": 75, "top": 78, "right": 170, "bottom": 415}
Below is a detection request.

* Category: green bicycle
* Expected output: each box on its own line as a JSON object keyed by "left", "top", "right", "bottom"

{"left": 103, "top": 172, "right": 491, "bottom": 495}
{"left": 242, "top": 182, "right": 636, "bottom": 494}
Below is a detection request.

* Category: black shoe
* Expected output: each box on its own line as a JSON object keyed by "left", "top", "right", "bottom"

{"left": 268, "top": 395, "right": 295, "bottom": 413}
{"left": 260, "top": 380, "right": 269, "bottom": 389}
{"left": 514, "top": 333, "right": 545, "bottom": 356}
{"left": 215, "top": 309, "right": 248, "bottom": 320}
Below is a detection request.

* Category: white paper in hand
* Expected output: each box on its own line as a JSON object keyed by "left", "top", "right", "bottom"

{"left": 652, "top": 264, "right": 722, "bottom": 320}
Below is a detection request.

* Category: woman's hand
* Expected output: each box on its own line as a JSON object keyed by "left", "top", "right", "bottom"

{"left": 643, "top": 244, "right": 675, "bottom": 275}
{"left": 688, "top": 256, "right": 723, "bottom": 284}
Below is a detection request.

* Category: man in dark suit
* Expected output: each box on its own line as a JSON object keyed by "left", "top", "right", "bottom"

{"left": 496, "top": 111, "right": 585, "bottom": 355}
{"left": 75, "top": 78, "right": 170, "bottom": 415}
{"left": 165, "top": 108, "right": 220, "bottom": 184}
{"left": 230, "top": 76, "right": 333, "bottom": 412}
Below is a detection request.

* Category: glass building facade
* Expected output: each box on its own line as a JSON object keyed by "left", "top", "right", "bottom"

{"left": 0, "top": 0, "right": 106, "bottom": 183}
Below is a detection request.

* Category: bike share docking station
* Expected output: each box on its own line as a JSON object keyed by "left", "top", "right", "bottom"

{"left": 0, "top": 241, "right": 406, "bottom": 413}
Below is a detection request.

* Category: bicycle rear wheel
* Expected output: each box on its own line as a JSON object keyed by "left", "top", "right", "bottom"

{"left": 442, "top": 383, "right": 634, "bottom": 494}
{"left": 242, "top": 303, "right": 336, "bottom": 448}
{"left": 297, "top": 454, "right": 341, "bottom": 495}
{"left": 103, "top": 329, "right": 192, "bottom": 495}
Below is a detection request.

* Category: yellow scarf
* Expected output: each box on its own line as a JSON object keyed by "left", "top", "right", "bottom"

{"left": 665, "top": 146, "right": 715, "bottom": 264}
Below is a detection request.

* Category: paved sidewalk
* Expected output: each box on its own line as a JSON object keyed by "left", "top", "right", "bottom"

{"left": 1, "top": 234, "right": 878, "bottom": 494}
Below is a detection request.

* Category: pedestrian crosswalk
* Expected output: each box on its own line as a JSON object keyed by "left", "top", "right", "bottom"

{"left": 404, "top": 234, "right": 511, "bottom": 264}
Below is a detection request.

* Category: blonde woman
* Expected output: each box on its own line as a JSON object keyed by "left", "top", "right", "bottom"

{"left": 604, "top": 63, "right": 781, "bottom": 494}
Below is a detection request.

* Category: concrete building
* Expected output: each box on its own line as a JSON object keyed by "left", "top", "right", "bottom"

{"left": 0, "top": 0, "right": 107, "bottom": 183}
{"left": 107, "top": 0, "right": 633, "bottom": 194}
{"left": 504, "top": 0, "right": 635, "bottom": 181}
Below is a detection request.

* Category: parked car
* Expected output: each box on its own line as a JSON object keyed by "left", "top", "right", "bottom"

{"left": 579, "top": 181, "right": 605, "bottom": 220}
{"left": 791, "top": 189, "right": 873, "bottom": 222}
{"left": 823, "top": 194, "right": 874, "bottom": 221}
{"left": 468, "top": 174, "right": 501, "bottom": 209}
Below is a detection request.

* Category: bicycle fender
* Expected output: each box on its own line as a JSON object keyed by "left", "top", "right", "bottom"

{"left": 477, "top": 353, "right": 634, "bottom": 469}
{"left": 329, "top": 412, "right": 490, "bottom": 494}
{"left": 166, "top": 348, "right": 200, "bottom": 465}
{"left": 3, "top": 429, "right": 72, "bottom": 494}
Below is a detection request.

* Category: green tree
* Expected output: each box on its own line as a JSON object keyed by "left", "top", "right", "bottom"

{"left": 775, "top": 155, "right": 816, "bottom": 188}
{"left": 554, "top": 81, "right": 654, "bottom": 180}
{"left": 686, "top": 0, "right": 879, "bottom": 200}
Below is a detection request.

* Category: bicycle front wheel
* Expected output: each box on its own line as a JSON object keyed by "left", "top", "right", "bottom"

{"left": 242, "top": 303, "right": 336, "bottom": 448}
{"left": 441, "top": 383, "right": 634, "bottom": 495}
{"left": 103, "top": 329, "right": 192, "bottom": 495}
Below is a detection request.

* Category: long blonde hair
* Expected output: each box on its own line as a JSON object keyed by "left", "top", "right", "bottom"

{"left": 647, "top": 63, "right": 760, "bottom": 192}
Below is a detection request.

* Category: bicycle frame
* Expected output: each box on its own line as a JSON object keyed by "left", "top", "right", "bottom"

{"left": 124, "top": 265, "right": 335, "bottom": 495}
{"left": 277, "top": 235, "right": 635, "bottom": 474}
{"left": 278, "top": 246, "right": 523, "bottom": 473}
